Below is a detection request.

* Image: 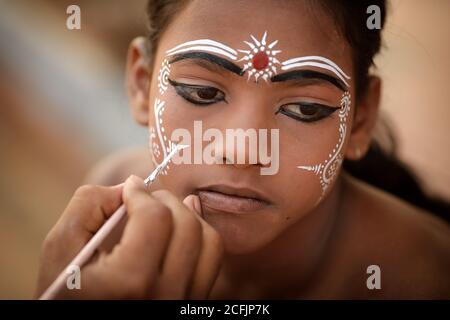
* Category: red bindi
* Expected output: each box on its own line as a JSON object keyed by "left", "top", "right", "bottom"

{"left": 252, "top": 51, "right": 269, "bottom": 70}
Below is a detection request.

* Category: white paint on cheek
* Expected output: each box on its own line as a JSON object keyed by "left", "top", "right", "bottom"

{"left": 149, "top": 58, "right": 177, "bottom": 174}
{"left": 297, "top": 91, "right": 352, "bottom": 199}
{"left": 149, "top": 126, "right": 159, "bottom": 167}
{"left": 152, "top": 98, "right": 175, "bottom": 175}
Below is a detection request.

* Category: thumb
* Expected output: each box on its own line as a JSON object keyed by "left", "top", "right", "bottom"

{"left": 183, "top": 194, "right": 203, "bottom": 217}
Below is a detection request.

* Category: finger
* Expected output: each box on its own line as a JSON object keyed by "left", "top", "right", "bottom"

{"left": 37, "top": 183, "right": 124, "bottom": 295}
{"left": 182, "top": 195, "right": 224, "bottom": 299}
{"left": 54, "top": 183, "right": 124, "bottom": 245}
{"left": 183, "top": 194, "right": 203, "bottom": 217}
{"left": 57, "top": 176, "right": 175, "bottom": 299}
{"left": 150, "top": 190, "right": 203, "bottom": 299}
{"left": 112, "top": 175, "right": 174, "bottom": 284}
{"left": 57, "top": 250, "right": 149, "bottom": 300}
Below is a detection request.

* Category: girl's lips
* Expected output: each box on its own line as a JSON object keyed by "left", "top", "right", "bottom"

{"left": 197, "top": 186, "right": 272, "bottom": 214}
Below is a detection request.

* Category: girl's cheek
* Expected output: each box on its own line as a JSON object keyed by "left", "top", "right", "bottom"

{"left": 293, "top": 91, "right": 352, "bottom": 204}
{"left": 148, "top": 58, "right": 177, "bottom": 173}
{"left": 148, "top": 47, "right": 353, "bottom": 207}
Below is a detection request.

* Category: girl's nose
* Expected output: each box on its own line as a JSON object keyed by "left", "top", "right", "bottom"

{"left": 209, "top": 97, "right": 274, "bottom": 168}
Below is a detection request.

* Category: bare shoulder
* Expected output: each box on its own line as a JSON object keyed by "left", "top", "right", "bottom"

{"left": 338, "top": 173, "right": 450, "bottom": 298}
{"left": 84, "top": 147, "right": 154, "bottom": 186}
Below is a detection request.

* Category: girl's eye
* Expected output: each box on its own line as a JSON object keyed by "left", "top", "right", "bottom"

{"left": 168, "top": 79, "right": 226, "bottom": 106}
{"left": 276, "top": 102, "right": 338, "bottom": 123}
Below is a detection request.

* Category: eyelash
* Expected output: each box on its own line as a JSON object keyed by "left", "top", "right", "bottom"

{"left": 168, "top": 79, "right": 338, "bottom": 123}
{"left": 168, "top": 79, "right": 227, "bottom": 106}
{"left": 275, "top": 102, "right": 338, "bottom": 123}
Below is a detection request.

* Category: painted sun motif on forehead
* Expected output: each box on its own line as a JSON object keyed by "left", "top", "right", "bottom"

{"left": 237, "top": 31, "right": 282, "bottom": 83}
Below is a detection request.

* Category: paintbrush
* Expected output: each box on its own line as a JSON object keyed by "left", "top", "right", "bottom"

{"left": 39, "top": 144, "right": 189, "bottom": 299}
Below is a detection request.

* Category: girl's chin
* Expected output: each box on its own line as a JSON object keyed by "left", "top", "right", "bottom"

{"left": 201, "top": 206, "right": 279, "bottom": 254}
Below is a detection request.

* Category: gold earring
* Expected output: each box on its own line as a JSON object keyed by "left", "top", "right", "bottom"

{"left": 355, "top": 147, "right": 361, "bottom": 159}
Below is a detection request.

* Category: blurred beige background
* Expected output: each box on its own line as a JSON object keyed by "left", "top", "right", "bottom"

{"left": 0, "top": 0, "right": 448, "bottom": 299}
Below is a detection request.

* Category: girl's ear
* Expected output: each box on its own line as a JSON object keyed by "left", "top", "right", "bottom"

{"left": 345, "top": 76, "right": 382, "bottom": 160}
{"left": 126, "top": 37, "right": 153, "bottom": 126}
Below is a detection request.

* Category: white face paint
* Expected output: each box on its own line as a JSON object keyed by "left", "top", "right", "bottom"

{"left": 298, "top": 91, "right": 352, "bottom": 200}
{"left": 149, "top": 59, "right": 175, "bottom": 175}
{"left": 150, "top": 31, "right": 352, "bottom": 183}
{"left": 157, "top": 58, "right": 171, "bottom": 95}
{"left": 166, "top": 39, "right": 238, "bottom": 60}
{"left": 237, "top": 31, "right": 282, "bottom": 83}
{"left": 281, "top": 56, "right": 351, "bottom": 87}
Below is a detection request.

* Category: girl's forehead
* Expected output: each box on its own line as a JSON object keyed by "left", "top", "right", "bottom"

{"left": 160, "top": 0, "right": 351, "bottom": 66}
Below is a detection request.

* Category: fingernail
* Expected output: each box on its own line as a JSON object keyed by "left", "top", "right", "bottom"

{"left": 192, "top": 195, "right": 202, "bottom": 216}
{"left": 183, "top": 195, "right": 203, "bottom": 217}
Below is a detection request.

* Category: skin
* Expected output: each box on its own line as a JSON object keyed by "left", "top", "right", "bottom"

{"left": 36, "top": 178, "right": 223, "bottom": 299}
{"left": 36, "top": 0, "right": 450, "bottom": 299}
{"left": 136, "top": 0, "right": 360, "bottom": 255}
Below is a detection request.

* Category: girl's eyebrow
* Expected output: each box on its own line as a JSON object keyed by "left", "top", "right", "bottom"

{"left": 167, "top": 51, "right": 348, "bottom": 91}
{"left": 168, "top": 52, "right": 244, "bottom": 76}
{"left": 271, "top": 70, "right": 347, "bottom": 91}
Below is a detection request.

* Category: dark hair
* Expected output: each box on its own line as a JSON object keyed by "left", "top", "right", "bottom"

{"left": 145, "top": 0, "right": 191, "bottom": 67}
{"left": 146, "top": 0, "right": 386, "bottom": 100}
{"left": 313, "top": 0, "right": 386, "bottom": 101}
{"left": 145, "top": 0, "right": 449, "bottom": 222}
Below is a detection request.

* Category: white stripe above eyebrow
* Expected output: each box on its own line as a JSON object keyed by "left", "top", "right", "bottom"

{"left": 166, "top": 46, "right": 238, "bottom": 61}
{"left": 281, "top": 61, "right": 350, "bottom": 87}
{"left": 282, "top": 56, "right": 351, "bottom": 80}
{"left": 166, "top": 39, "right": 238, "bottom": 56}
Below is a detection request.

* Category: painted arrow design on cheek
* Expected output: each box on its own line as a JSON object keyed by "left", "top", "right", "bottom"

{"left": 297, "top": 91, "right": 352, "bottom": 200}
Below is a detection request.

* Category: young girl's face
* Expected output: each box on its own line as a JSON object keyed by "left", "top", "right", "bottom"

{"left": 134, "top": 0, "right": 360, "bottom": 254}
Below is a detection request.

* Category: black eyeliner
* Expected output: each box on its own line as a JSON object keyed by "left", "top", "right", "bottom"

{"left": 275, "top": 102, "right": 339, "bottom": 123}
{"left": 168, "top": 78, "right": 227, "bottom": 106}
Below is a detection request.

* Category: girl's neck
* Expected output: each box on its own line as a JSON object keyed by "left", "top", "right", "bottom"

{"left": 210, "top": 176, "right": 346, "bottom": 299}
